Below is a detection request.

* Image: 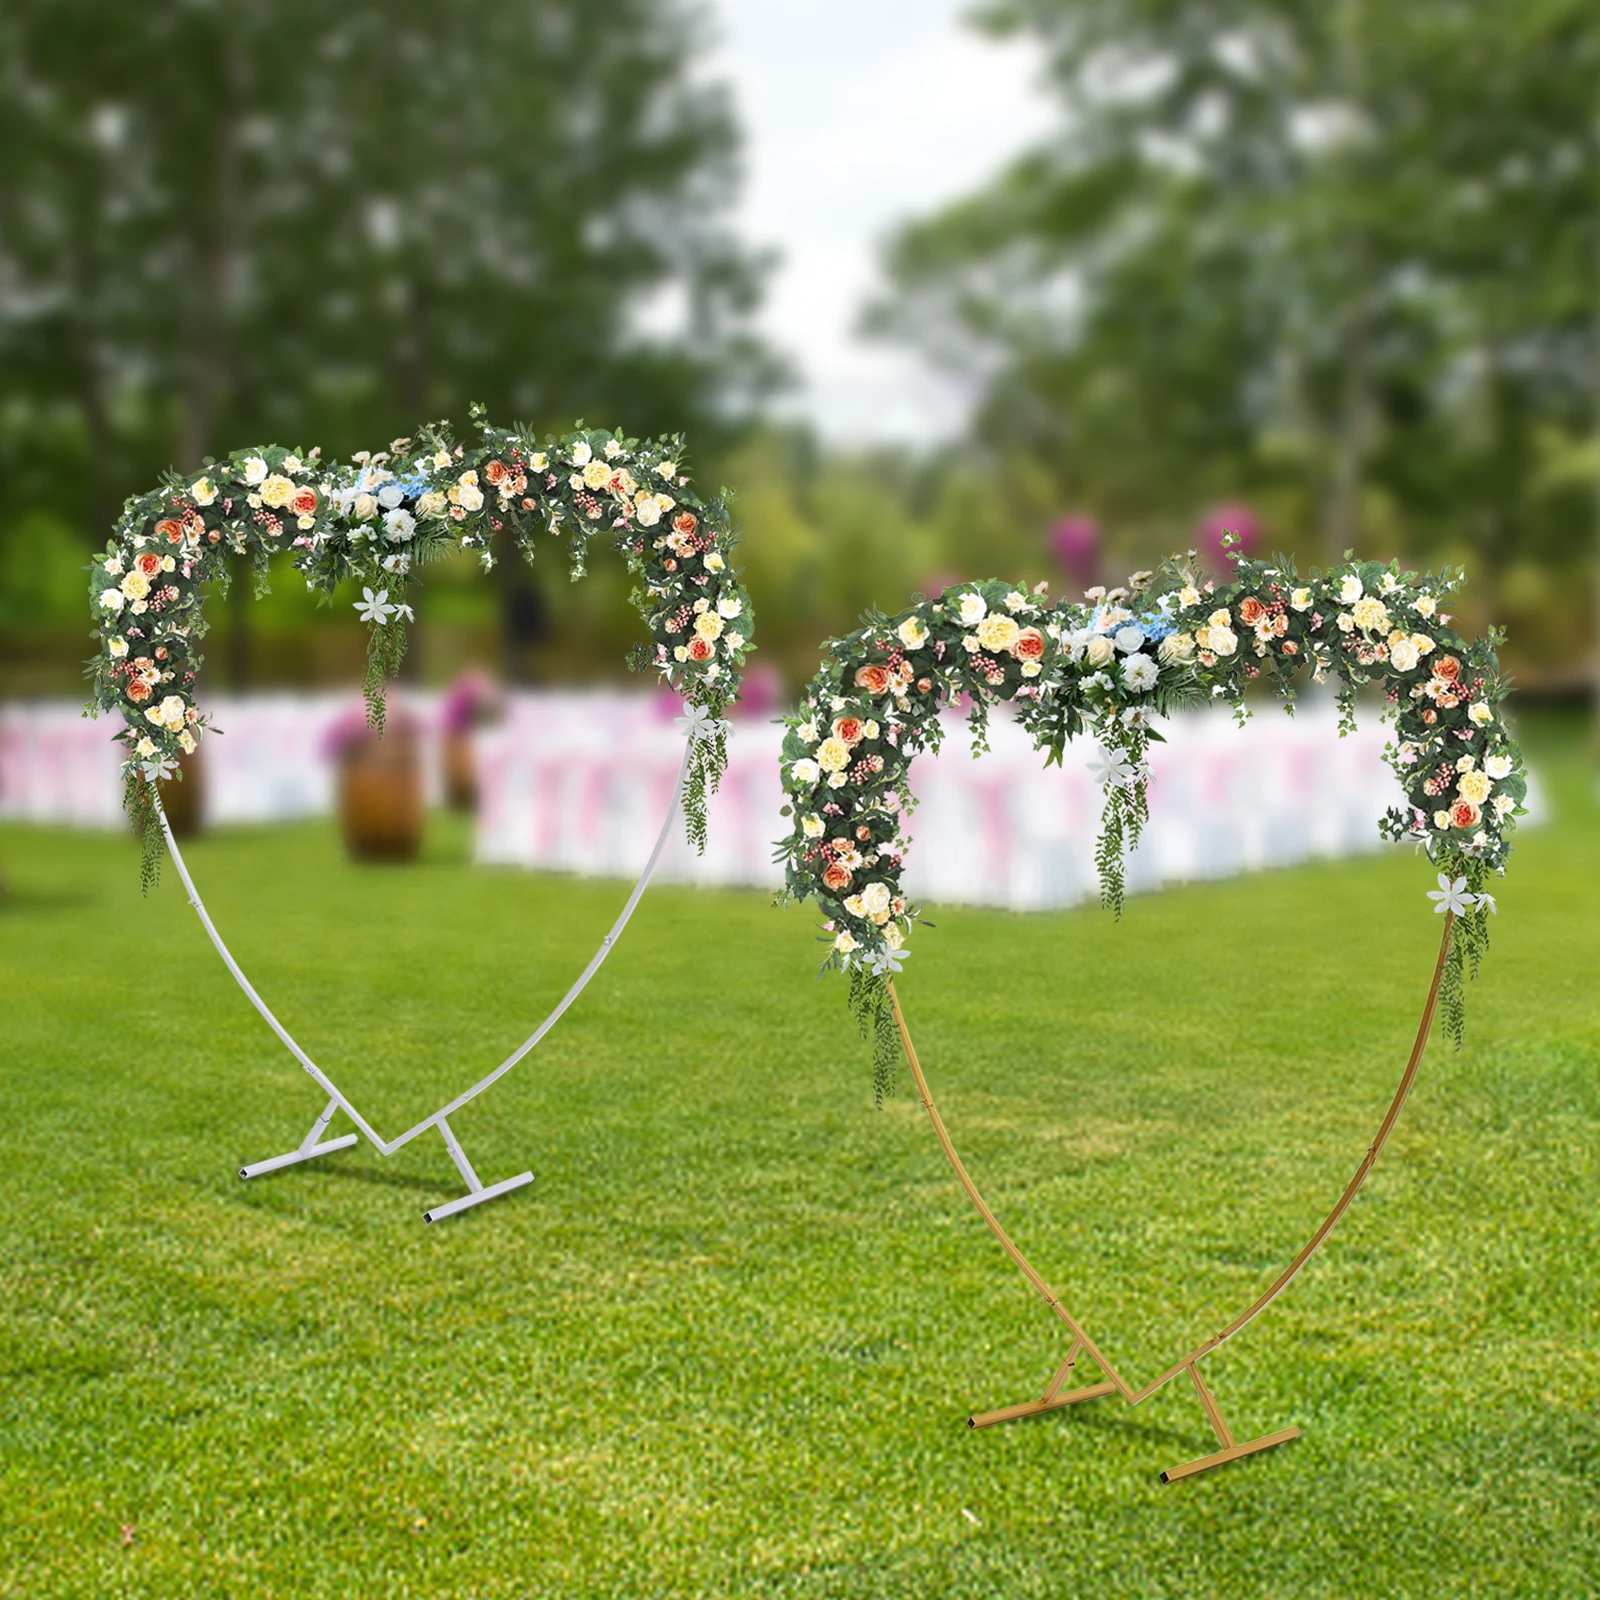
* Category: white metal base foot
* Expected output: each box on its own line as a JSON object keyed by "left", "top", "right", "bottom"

{"left": 240, "top": 1097, "right": 358, "bottom": 1180}
{"left": 423, "top": 1169, "right": 534, "bottom": 1224}
{"left": 420, "top": 1115, "right": 534, "bottom": 1224}
{"left": 240, "top": 1135, "right": 359, "bottom": 1180}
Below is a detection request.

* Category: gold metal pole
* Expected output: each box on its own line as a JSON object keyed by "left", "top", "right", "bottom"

{"left": 886, "top": 910, "right": 1456, "bottom": 1480}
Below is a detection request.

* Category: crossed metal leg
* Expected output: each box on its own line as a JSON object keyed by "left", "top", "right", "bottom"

{"left": 238, "top": 1098, "right": 533, "bottom": 1224}
{"left": 968, "top": 1334, "right": 1299, "bottom": 1482}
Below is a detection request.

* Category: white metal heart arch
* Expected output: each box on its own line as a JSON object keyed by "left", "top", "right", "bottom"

{"left": 160, "top": 734, "right": 697, "bottom": 1223}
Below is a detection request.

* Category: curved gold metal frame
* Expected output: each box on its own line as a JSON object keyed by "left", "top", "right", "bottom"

{"left": 886, "top": 911, "right": 1456, "bottom": 1483}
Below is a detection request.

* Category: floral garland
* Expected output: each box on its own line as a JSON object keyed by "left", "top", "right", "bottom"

{"left": 88, "top": 408, "right": 753, "bottom": 886}
{"left": 776, "top": 553, "right": 1526, "bottom": 1102}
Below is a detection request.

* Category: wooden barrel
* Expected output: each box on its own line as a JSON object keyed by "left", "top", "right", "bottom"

{"left": 337, "top": 733, "right": 424, "bottom": 861}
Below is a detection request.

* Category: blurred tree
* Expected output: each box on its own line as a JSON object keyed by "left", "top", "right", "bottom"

{"left": 870, "top": 0, "right": 1599, "bottom": 692}
{"left": 0, "top": 0, "right": 777, "bottom": 679}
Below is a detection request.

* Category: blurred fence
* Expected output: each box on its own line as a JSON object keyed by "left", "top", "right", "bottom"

{"left": 4, "top": 691, "right": 1535, "bottom": 910}
{"left": 473, "top": 697, "right": 1468, "bottom": 907}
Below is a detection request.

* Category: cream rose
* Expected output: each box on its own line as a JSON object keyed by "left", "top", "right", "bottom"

{"left": 120, "top": 570, "right": 150, "bottom": 601}
{"left": 1085, "top": 634, "right": 1115, "bottom": 667}
{"left": 1413, "top": 594, "right": 1436, "bottom": 617}
{"left": 190, "top": 476, "right": 217, "bottom": 506}
{"left": 109, "top": 636, "right": 128, "bottom": 657}
{"left": 789, "top": 758, "right": 820, "bottom": 786}
{"left": 458, "top": 484, "right": 484, "bottom": 512}
{"left": 260, "top": 474, "right": 295, "bottom": 508}
{"left": 242, "top": 456, "right": 268, "bottom": 484}
{"left": 1290, "top": 587, "right": 1312, "bottom": 611}
{"left": 860, "top": 882, "right": 891, "bottom": 917}
{"left": 1209, "top": 625, "right": 1238, "bottom": 656}
{"left": 976, "top": 613, "right": 1020, "bottom": 653}
{"left": 1351, "top": 595, "right": 1390, "bottom": 632}
{"left": 1158, "top": 632, "right": 1195, "bottom": 663}
{"left": 897, "top": 616, "right": 928, "bottom": 650}
{"left": 1389, "top": 639, "right": 1419, "bottom": 672}
{"left": 99, "top": 587, "right": 125, "bottom": 612}
{"left": 582, "top": 461, "right": 610, "bottom": 489}
{"left": 802, "top": 814, "right": 824, "bottom": 838}
{"left": 1339, "top": 574, "right": 1363, "bottom": 603}
{"left": 816, "top": 738, "right": 851, "bottom": 773}
{"left": 635, "top": 497, "right": 663, "bottom": 527}
{"left": 1456, "top": 770, "right": 1491, "bottom": 805}
{"left": 1485, "top": 753, "right": 1513, "bottom": 780}
{"left": 1468, "top": 702, "right": 1492, "bottom": 726}
{"left": 1121, "top": 654, "right": 1159, "bottom": 692}
{"left": 694, "top": 611, "right": 723, "bottom": 641}
{"left": 570, "top": 440, "right": 592, "bottom": 466}
{"left": 957, "top": 592, "right": 987, "bottom": 626}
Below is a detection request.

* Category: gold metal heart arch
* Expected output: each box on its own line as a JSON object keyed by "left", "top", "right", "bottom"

{"left": 777, "top": 556, "right": 1523, "bottom": 1480}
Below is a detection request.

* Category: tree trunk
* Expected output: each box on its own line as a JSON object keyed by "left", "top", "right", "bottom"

{"left": 1325, "top": 0, "right": 1371, "bottom": 568}
{"left": 1325, "top": 251, "right": 1371, "bottom": 567}
{"left": 177, "top": 33, "right": 245, "bottom": 471}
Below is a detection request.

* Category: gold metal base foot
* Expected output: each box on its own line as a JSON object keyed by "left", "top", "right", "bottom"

{"left": 1160, "top": 1425, "right": 1301, "bottom": 1483}
{"left": 969, "top": 1379, "right": 1118, "bottom": 1429}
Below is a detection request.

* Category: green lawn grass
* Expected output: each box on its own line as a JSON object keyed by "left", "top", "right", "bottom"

{"left": 2, "top": 713, "right": 1596, "bottom": 1598}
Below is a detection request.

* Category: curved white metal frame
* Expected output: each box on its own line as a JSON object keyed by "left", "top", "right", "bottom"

{"left": 160, "top": 739, "right": 694, "bottom": 1222}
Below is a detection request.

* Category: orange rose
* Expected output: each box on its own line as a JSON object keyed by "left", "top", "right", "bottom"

{"left": 822, "top": 863, "right": 852, "bottom": 892}
{"left": 484, "top": 459, "right": 508, "bottom": 485}
{"left": 686, "top": 637, "right": 713, "bottom": 661}
{"left": 1238, "top": 596, "right": 1267, "bottom": 626}
{"left": 135, "top": 552, "right": 162, "bottom": 578}
{"left": 1013, "top": 627, "right": 1045, "bottom": 661}
{"left": 291, "top": 486, "right": 318, "bottom": 517}
{"left": 1433, "top": 654, "right": 1462, "bottom": 683}
{"left": 854, "top": 664, "right": 891, "bottom": 694}
{"left": 154, "top": 518, "right": 184, "bottom": 544}
{"left": 126, "top": 679, "right": 151, "bottom": 703}
{"left": 832, "top": 716, "right": 865, "bottom": 745}
{"left": 1449, "top": 799, "right": 1480, "bottom": 829}
{"left": 672, "top": 511, "right": 698, "bottom": 535}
